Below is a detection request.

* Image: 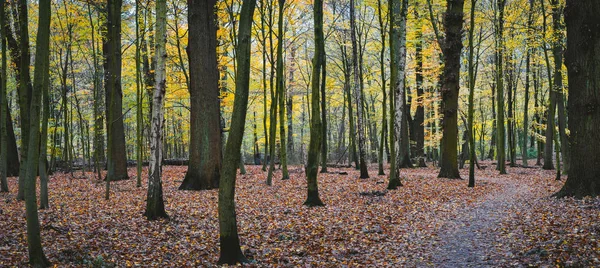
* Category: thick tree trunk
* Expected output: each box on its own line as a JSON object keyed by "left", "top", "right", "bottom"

{"left": 218, "top": 0, "right": 256, "bottom": 263}
{"left": 555, "top": 0, "right": 600, "bottom": 198}
{"left": 24, "top": 0, "right": 51, "bottom": 265}
{"left": 180, "top": 0, "right": 222, "bottom": 190}
{"left": 104, "top": 0, "right": 129, "bottom": 183}
{"left": 437, "top": 0, "right": 465, "bottom": 179}
{"left": 144, "top": 0, "right": 168, "bottom": 220}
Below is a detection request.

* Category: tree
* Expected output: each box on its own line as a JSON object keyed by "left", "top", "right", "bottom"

{"left": 16, "top": 0, "right": 33, "bottom": 201}
{"left": 551, "top": 0, "right": 569, "bottom": 174}
{"left": 413, "top": 1, "right": 426, "bottom": 168}
{"left": 522, "top": 0, "right": 534, "bottom": 167}
{"left": 541, "top": 0, "right": 555, "bottom": 171}
{"left": 376, "top": 0, "right": 388, "bottom": 175}
{"left": 554, "top": 0, "right": 600, "bottom": 198}
{"left": 179, "top": 0, "right": 222, "bottom": 190}
{"left": 304, "top": 0, "right": 325, "bottom": 206}
{"left": 276, "top": 0, "right": 289, "bottom": 180}
{"left": 467, "top": 0, "right": 478, "bottom": 187}
{"left": 495, "top": 0, "right": 507, "bottom": 174}
{"left": 218, "top": 0, "right": 256, "bottom": 264}
{"left": 350, "top": 0, "right": 369, "bottom": 179}
{"left": 388, "top": 0, "right": 408, "bottom": 189}
{"left": 144, "top": 0, "right": 168, "bottom": 220}
{"left": 0, "top": 0, "right": 8, "bottom": 193}
{"left": 23, "top": 0, "right": 52, "bottom": 265}
{"left": 437, "top": 0, "right": 465, "bottom": 179}
{"left": 104, "top": 0, "right": 129, "bottom": 185}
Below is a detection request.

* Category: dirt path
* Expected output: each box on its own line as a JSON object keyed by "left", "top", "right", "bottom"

{"left": 431, "top": 176, "right": 530, "bottom": 267}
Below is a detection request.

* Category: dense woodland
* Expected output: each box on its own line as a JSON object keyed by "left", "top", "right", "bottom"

{"left": 0, "top": 0, "right": 599, "bottom": 266}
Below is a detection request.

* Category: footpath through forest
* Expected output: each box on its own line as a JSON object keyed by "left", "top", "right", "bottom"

{"left": 431, "top": 175, "right": 530, "bottom": 267}
{"left": 0, "top": 164, "right": 598, "bottom": 267}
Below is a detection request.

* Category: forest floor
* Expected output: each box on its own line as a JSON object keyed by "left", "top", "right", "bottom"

{"left": 1, "top": 163, "right": 599, "bottom": 267}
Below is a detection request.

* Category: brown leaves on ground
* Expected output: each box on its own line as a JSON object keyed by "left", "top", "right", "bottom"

{"left": 0, "top": 163, "right": 598, "bottom": 267}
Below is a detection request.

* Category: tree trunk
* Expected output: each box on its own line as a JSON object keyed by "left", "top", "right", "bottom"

{"left": 135, "top": 0, "right": 143, "bottom": 187}
{"left": 414, "top": 3, "right": 426, "bottom": 167}
{"left": 320, "top": 49, "right": 328, "bottom": 173}
{"left": 276, "top": 0, "right": 289, "bottom": 180}
{"left": 554, "top": 0, "right": 600, "bottom": 198}
{"left": 180, "top": 0, "right": 222, "bottom": 190}
{"left": 0, "top": 0, "right": 8, "bottom": 192}
{"left": 39, "top": 55, "right": 50, "bottom": 209}
{"left": 495, "top": 0, "right": 507, "bottom": 174}
{"left": 218, "top": 0, "right": 256, "bottom": 264}
{"left": 24, "top": 0, "right": 51, "bottom": 265}
{"left": 16, "top": 0, "right": 32, "bottom": 201}
{"left": 86, "top": 1, "right": 104, "bottom": 180}
{"left": 376, "top": 0, "right": 387, "bottom": 175}
{"left": 144, "top": 0, "right": 168, "bottom": 220}
{"left": 541, "top": 0, "right": 555, "bottom": 170}
{"left": 104, "top": 0, "right": 129, "bottom": 183}
{"left": 388, "top": 0, "right": 408, "bottom": 189}
{"left": 551, "top": 0, "right": 569, "bottom": 174}
{"left": 304, "top": 0, "right": 325, "bottom": 206}
{"left": 437, "top": 0, "right": 465, "bottom": 179}
{"left": 522, "top": 0, "right": 534, "bottom": 167}
{"left": 467, "top": 0, "right": 477, "bottom": 187}
{"left": 350, "top": 0, "right": 369, "bottom": 179}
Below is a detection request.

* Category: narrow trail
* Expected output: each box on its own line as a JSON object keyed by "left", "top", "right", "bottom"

{"left": 431, "top": 176, "right": 531, "bottom": 267}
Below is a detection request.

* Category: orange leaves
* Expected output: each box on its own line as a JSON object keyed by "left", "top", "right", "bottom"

{"left": 0, "top": 164, "right": 598, "bottom": 266}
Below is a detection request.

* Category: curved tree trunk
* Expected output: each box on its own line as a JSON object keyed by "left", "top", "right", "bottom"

{"left": 218, "top": 0, "right": 256, "bottom": 264}
{"left": 24, "top": 0, "right": 52, "bottom": 265}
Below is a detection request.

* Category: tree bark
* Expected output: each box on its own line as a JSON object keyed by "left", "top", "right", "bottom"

{"left": 350, "top": 0, "right": 369, "bottom": 179}
{"left": 0, "top": 0, "right": 8, "bottom": 192}
{"left": 376, "top": 0, "right": 387, "bottom": 175}
{"left": 414, "top": 3, "right": 426, "bottom": 167}
{"left": 16, "top": 0, "right": 32, "bottom": 200}
{"left": 495, "top": 0, "right": 507, "bottom": 174}
{"left": 180, "top": 0, "right": 222, "bottom": 190}
{"left": 104, "top": 0, "right": 129, "bottom": 183}
{"left": 437, "top": 0, "right": 465, "bottom": 179}
{"left": 554, "top": 0, "right": 600, "bottom": 198}
{"left": 304, "top": 0, "right": 325, "bottom": 206}
{"left": 388, "top": 0, "right": 408, "bottom": 189}
{"left": 144, "top": 0, "right": 168, "bottom": 220}
{"left": 218, "top": 0, "right": 256, "bottom": 264}
{"left": 276, "top": 0, "right": 289, "bottom": 180}
{"left": 24, "top": 0, "right": 51, "bottom": 265}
